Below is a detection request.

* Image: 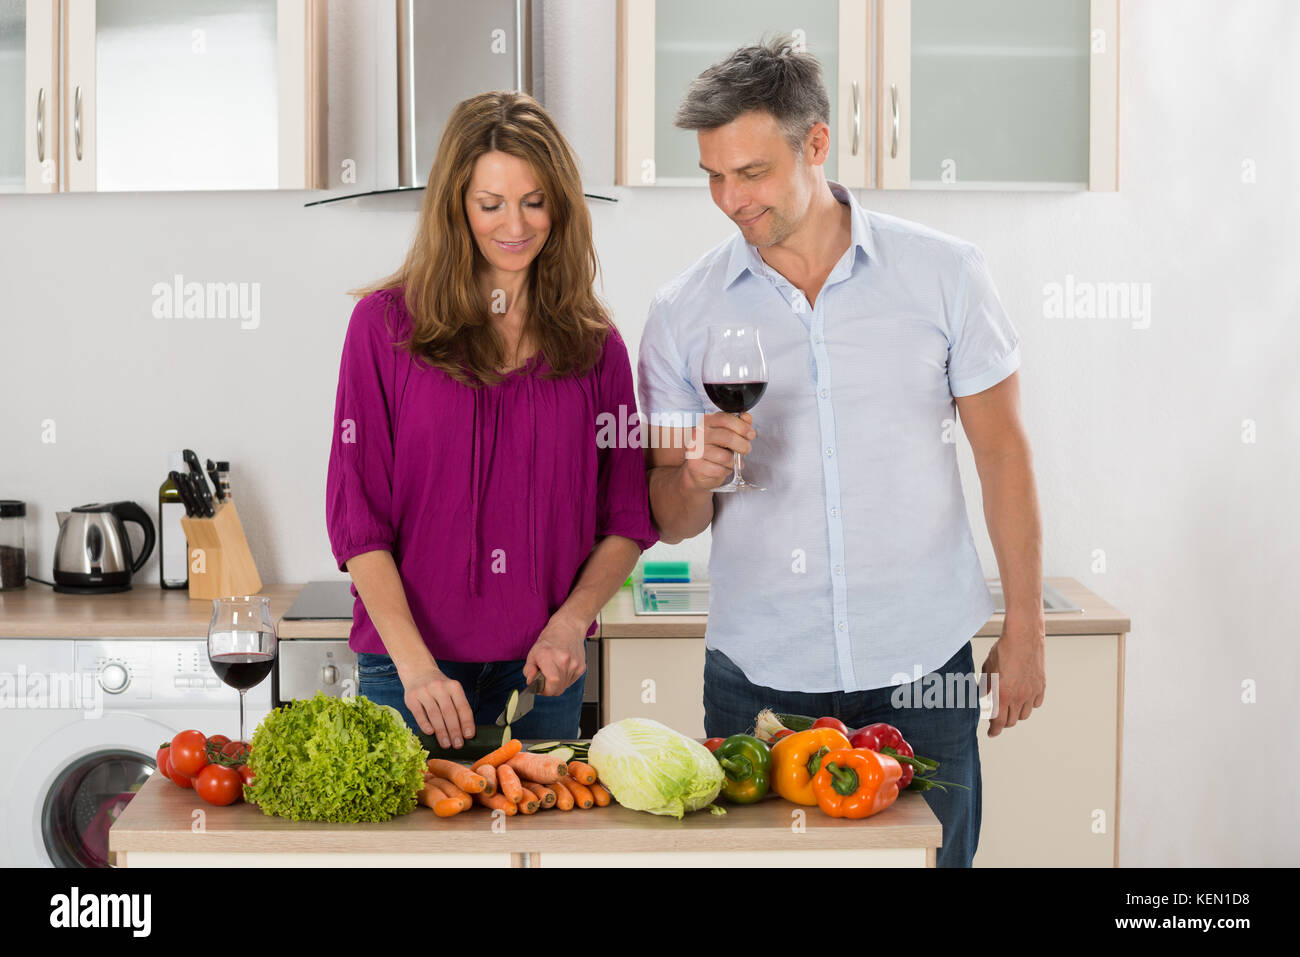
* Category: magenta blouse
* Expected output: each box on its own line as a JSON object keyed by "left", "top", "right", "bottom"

{"left": 326, "top": 288, "right": 658, "bottom": 662}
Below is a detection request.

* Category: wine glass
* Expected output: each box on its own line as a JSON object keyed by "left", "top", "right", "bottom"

{"left": 702, "top": 325, "right": 768, "bottom": 492}
{"left": 208, "top": 596, "right": 277, "bottom": 743}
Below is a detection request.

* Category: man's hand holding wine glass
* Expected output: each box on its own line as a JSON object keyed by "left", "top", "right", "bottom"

{"left": 682, "top": 411, "right": 757, "bottom": 492}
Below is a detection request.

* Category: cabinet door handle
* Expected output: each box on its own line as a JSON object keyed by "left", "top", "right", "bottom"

{"left": 36, "top": 87, "right": 45, "bottom": 163}
{"left": 851, "top": 80, "right": 861, "bottom": 156}
{"left": 74, "top": 85, "right": 83, "bottom": 161}
{"left": 890, "top": 83, "right": 899, "bottom": 160}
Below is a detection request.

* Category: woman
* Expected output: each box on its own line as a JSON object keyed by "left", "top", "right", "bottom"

{"left": 326, "top": 92, "right": 656, "bottom": 750}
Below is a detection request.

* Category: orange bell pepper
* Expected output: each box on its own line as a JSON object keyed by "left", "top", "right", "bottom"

{"left": 770, "top": 727, "right": 852, "bottom": 806}
{"left": 811, "top": 748, "right": 902, "bottom": 819}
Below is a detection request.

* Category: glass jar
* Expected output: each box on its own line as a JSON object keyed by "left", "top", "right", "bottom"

{"left": 0, "top": 500, "right": 27, "bottom": 590}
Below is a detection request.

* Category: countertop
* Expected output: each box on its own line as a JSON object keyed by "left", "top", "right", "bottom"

{"left": 108, "top": 765, "right": 941, "bottom": 857}
{"left": 0, "top": 577, "right": 1130, "bottom": 640}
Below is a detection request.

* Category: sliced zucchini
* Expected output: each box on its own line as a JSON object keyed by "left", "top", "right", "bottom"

{"left": 528, "top": 740, "right": 563, "bottom": 752}
{"left": 551, "top": 747, "right": 575, "bottom": 764}
{"left": 503, "top": 689, "right": 521, "bottom": 725}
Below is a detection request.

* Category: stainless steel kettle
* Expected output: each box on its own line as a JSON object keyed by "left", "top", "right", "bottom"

{"left": 53, "top": 502, "right": 156, "bottom": 594}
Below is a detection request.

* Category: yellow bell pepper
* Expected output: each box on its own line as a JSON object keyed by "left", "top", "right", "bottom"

{"left": 770, "top": 727, "right": 852, "bottom": 805}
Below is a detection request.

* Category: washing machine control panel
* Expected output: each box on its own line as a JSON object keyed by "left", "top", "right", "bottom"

{"left": 74, "top": 640, "right": 272, "bottom": 711}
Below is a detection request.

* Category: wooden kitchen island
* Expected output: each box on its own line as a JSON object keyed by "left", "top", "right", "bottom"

{"left": 109, "top": 768, "right": 941, "bottom": 868}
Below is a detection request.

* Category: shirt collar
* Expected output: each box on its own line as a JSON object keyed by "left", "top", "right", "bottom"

{"left": 723, "top": 180, "right": 875, "bottom": 289}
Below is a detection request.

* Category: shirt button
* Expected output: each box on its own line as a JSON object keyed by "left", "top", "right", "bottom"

{"left": 819, "top": 388, "right": 829, "bottom": 399}
{"left": 825, "top": 447, "right": 834, "bottom": 457}
{"left": 837, "top": 621, "right": 847, "bottom": 632}
{"left": 813, "top": 335, "right": 823, "bottom": 344}
{"left": 829, "top": 507, "right": 840, "bottom": 518}
{"left": 835, "top": 565, "right": 843, "bottom": 575}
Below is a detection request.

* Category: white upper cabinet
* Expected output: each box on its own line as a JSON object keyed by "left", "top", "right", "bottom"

{"left": 5, "top": 0, "right": 325, "bottom": 193}
{"left": 617, "top": 0, "right": 1119, "bottom": 191}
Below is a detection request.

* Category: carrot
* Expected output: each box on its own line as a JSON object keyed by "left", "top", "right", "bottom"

{"left": 514, "top": 783, "right": 540, "bottom": 814}
{"left": 524, "top": 781, "right": 556, "bottom": 808}
{"left": 476, "top": 790, "right": 517, "bottom": 815}
{"left": 566, "top": 761, "right": 597, "bottom": 785}
{"left": 549, "top": 777, "right": 575, "bottom": 810}
{"left": 474, "top": 738, "right": 523, "bottom": 768}
{"left": 417, "top": 778, "right": 464, "bottom": 817}
{"left": 562, "top": 777, "right": 594, "bottom": 809}
{"left": 589, "top": 782, "right": 612, "bottom": 807}
{"left": 471, "top": 762, "right": 498, "bottom": 796}
{"left": 505, "top": 752, "right": 568, "bottom": 784}
{"left": 426, "top": 759, "right": 486, "bottom": 794}
{"left": 432, "top": 777, "right": 473, "bottom": 812}
{"left": 497, "top": 763, "right": 524, "bottom": 804}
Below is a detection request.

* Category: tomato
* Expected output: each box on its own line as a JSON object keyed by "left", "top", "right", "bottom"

{"left": 220, "top": 740, "right": 250, "bottom": 763}
{"left": 161, "top": 751, "right": 194, "bottom": 789}
{"left": 238, "top": 764, "right": 255, "bottom": 787}
{"left": 170, "top": 730, "right": 209, "bottom": 777}
{"left": 155, "top": 743, "right": 171, "bottom": 772}
{"left": 770, "top": 729, "right": 795, "bottom": 742}
{"left": 206, "top": 734, "right": 231, "bottom": 753}
{"left": 195, "top": 764, "right": 242, "bottom": 806}
{"left": 811, "top": 716, "right": 851, "bottom": 737}
{"left": 703, "top": 737, "right": 726, "bottom": 753}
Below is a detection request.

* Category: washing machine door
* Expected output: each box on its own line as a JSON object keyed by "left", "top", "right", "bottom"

{"left": 8, "top": 713, "right": 174, "bottom": 868}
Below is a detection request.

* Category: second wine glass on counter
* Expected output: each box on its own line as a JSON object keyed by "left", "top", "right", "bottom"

{"left": 702, "top": 325, "right": 768, "bottom": 493}
{"left": 208, "top": 596, "right": 277, "bottom": 743}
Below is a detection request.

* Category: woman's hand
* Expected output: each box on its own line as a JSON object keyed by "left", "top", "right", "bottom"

{"left": 525, "top": 613, "right": 589, "bottom": 696}
{"left": 399, "top": 662, "right": 476, "bottom": 748}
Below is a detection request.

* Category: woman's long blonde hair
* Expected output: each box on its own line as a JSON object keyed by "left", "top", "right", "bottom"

{"left": 350, "top": 91, "right": 608, "bottom": 386}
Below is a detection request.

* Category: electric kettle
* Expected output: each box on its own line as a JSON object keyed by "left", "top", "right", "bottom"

{"left": 52, "top": 502, "right": 156, "bottom": 594}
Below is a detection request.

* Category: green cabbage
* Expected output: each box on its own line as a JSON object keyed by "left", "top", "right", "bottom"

{"left": 244, "top": 692, "right": 428, "bottom": 822}
{"left": 587, "top": 718, "right": 724, "bottom": 819}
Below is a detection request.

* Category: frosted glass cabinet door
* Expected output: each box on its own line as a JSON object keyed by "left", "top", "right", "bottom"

{"left": 2, "top": 0, "right": 59, "bottom": 193}
{"left": 878, "top": 0, "right": 1118, "bottom": 191}
{"left": 617, "top": 0, "right": 868, "bottom": 187}
{"left": 63, "top": 0, "right": 324, "bottom": 191}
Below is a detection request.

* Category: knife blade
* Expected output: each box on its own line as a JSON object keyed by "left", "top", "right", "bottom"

{"left": 183, "top": 449, "right": 215, "bottom": 516}
{"left": 495, "top": 672, "right": 545, "bottom": 727}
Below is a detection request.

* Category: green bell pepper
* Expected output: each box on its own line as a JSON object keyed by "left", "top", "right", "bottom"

{"left": 715, "top": 734, "right": 773, "bottom": 804}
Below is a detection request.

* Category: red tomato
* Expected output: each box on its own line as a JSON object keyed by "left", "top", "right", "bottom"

{"left": 811, "top": 716, "right": 851, "bottom": 737}
{"left": 220, "top": 740, "right": 250, "bottom": 763}
{"left": 155, "top": 743, "right": 170, "bottom": 772}
{"left": 170, "top": 730, "right": 209, "bottom": 777}
{"left": 195, "top": 764, "right": 242, "bottom": 806}
{"left": 206, "top": 734, "right": 231, "bottom": 753}
{"left": 770, "top": 729, "right": 795, "bottom": 742}
{"left": 238, "top": 764, "right": 255, "bottom": 787}
{"left": 703, "top": 738, "right": 726, "bottom": 753}
{"left": 161, "top": 751, "right": 194, "bottom": 789}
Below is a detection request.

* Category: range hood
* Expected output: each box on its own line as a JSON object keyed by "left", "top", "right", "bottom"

{"left": 307, "top": 0, "right": 615, "bottom": 208}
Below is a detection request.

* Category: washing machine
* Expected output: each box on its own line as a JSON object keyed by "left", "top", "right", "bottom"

{"left": 0, "top": 638, "right": 272, "bottom": 867}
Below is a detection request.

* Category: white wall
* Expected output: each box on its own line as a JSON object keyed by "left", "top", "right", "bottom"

{"left": 1, "top": 0, "right": 1297, "bottom": 866}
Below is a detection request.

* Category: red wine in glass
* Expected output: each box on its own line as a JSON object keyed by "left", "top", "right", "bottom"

{"left": 703, "top": 381, "right": 767, "bottom": 414}
{"left": 210, "top": 652, "right": 275, "bottom": 690}
{"left": 702, "top": 326, "right": 768, "bottom": 492}
{"left": 208, "top": 596, "right": 277, "bottom": 742}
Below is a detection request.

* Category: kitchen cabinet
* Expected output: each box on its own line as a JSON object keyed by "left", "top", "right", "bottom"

{"left": 615, "top": 0, "right": 1119, "bottom": 191}
{"left": 1, "top": 0, "right": 58, "bottom": 193}
{"left": 6, "top": 0, "right": 325, "bottom": 193}
{"left": 598, "top": 578, "right": 1130, "bottom": 867}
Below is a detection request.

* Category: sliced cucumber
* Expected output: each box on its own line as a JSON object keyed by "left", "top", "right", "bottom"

{"left": 550, "top": 747, "right": 575, "bottom": 764}
{"left": 528, "top": 740, "right": 563, "bottom": 752}
{"left": 504, "top": 689, "right": 520, "bottom": 725}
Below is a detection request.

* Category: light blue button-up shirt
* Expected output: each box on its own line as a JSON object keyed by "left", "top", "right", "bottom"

{"left": 637, "top": 182, "right": 1021, "bottom": 693}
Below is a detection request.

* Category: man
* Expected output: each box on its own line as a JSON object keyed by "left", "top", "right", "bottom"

{"left": 637, "top": 39, "right": 1046, "bottom": 868}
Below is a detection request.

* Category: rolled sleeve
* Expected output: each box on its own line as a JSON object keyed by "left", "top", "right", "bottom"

{"left": 636, "top": 296, "right": 706, "bottom": 427}
{"left": 326, "top": 292, "right": 400, "bottom": 571}
{"left": 595, "top": 327, "right": 659, "bottom": 553}
{"left": 947, "top": 247, "right": 1022, "bottom": 398}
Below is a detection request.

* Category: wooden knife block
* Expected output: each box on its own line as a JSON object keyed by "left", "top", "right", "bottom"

{"left": 179, "top": 501, "right": 262, "bottom": 600}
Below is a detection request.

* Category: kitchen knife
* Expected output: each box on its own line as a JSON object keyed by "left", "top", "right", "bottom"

{"left": 170, "top": 471, "right": 197, "bottom": 517}
{"left": 183, "top": 449, "right": 215, "bottom": 516}
{"left": 205, "top": 458, "right": 225, "bottom": 502}
{"left": 494, "top": 672, "right": 545, "bottom": 727}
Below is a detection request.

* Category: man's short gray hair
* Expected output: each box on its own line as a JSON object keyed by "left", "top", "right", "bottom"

{"left": 674, "top": 35, "right": 831, "bottom": 154}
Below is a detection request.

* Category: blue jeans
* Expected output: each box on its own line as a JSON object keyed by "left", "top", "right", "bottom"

{"left": 356, "top": 652, "right": 584, "bottom": 740}
{"left": 703, "top": 641, "right": 982, "bottom": 868}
